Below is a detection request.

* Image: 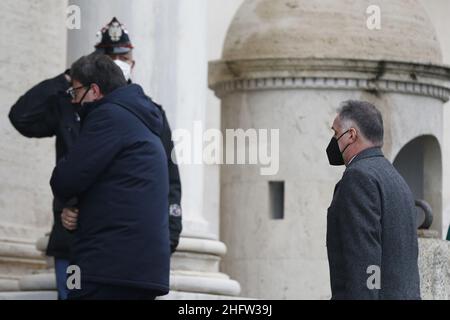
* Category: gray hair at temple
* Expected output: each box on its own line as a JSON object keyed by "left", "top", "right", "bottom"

{"left": 337, "top": 100, "right": 384, "bottom": 146}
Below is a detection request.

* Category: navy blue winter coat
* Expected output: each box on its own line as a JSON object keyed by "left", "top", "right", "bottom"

{"left": 9, "top": 72, "right": 182, "bottom": 259}
{"left": 50, "top": 84, "right": 170, "bottom": 294}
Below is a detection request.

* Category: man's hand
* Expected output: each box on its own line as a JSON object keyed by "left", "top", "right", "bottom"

{"left": 61, "top": 208, "right": 79, "bottom": 231}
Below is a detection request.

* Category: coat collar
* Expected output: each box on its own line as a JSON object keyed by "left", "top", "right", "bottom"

{"left": 77, "top": 84, "right": 137, "bottom": 121}
{"left": 347, "top": 147, "right": 384, "bottom": 168}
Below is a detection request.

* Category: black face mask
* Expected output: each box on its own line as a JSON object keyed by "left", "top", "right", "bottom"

{"left": 72, "top": 87, "right": 91, "bottom": 115}
{"left": 326, "top": 130, "right": 351, "bottom": 166}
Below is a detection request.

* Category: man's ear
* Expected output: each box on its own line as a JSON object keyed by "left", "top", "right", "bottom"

{"left": 92, "top": 83, "right": 102, "bottom": 98}
{"left": 349, "top": 127, "right": 358, "bottom": 141}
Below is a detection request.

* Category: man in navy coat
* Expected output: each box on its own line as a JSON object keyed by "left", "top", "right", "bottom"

{"left": 50, "top": 53, "right": 170, "bottom": 300}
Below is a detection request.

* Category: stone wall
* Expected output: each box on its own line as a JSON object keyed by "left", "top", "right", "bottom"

{"left": 419, "top": 237, "right": 450, "bottom": 300}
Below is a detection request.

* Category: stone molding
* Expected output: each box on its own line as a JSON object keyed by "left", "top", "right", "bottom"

{"left": 209, "top": 58, "right": 450, "bottom": 101}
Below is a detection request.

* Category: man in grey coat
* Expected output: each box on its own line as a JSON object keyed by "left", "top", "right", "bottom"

{"left": 326, "top": 100, "right": 421, "bottom": 300}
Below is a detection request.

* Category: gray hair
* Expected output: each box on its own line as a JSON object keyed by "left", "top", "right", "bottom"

{"left": 337, "top": 100, "right": 384, "bottom": 146}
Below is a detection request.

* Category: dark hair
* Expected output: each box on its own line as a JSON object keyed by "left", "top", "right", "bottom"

{"left": 70, "top": 53, "right": 127, "bottom": 95}
{"left": 338, "top": 100, "right": 384, "bottom": 146}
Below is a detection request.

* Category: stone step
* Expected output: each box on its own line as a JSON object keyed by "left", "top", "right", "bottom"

{"left": 0, "top": 290, "right": 248, "bottom": 300}
{"left": 0, "top": 291, "right": 57, "bottom": 300}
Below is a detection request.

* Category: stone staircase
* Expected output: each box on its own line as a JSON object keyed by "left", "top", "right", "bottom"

{"left": 1, "top": 231, "right": 449, "bottom": 300}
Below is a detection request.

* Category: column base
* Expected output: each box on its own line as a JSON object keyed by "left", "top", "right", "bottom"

{"left": 3, "top": 235, "right": 244, "bottom": 300}
{"left": 0, "top": 224, "right": 48, "bottom": 291}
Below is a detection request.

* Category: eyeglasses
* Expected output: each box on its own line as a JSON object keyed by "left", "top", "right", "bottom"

{"left": 66, "top": 85, "right": 89, "bottom": 99}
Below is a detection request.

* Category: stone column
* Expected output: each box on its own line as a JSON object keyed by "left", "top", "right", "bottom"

{"left": 0, "top": 0, "right": 68, "bottom": 292}
{"left": 15, "top": 0, "right": 240, "bottom": 299}
{"left": 66, "top": 0, "right": 217, "bottom": 241}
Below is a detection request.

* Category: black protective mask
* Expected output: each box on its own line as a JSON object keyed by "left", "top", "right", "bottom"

{"left": 326, "top": 130, "right": 351, "bottom": 166}
{"left": 72, "top": 87, "right": 91, "bottom": 116}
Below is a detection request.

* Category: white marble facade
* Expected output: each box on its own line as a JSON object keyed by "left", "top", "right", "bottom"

{"left": 1, "top": 0, "right": 450, "bottom": 300}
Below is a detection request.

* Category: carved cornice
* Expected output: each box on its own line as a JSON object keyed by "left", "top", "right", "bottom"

{"left": 209, "top": 58, "right": 450, "bottom": 101}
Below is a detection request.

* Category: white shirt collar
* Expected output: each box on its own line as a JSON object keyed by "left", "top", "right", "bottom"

{"left": 347, "top": 155, "right": 358, "bottom": 166}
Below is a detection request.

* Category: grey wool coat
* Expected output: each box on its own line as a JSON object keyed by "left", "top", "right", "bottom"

{"left": 327, "top": 147, "right": 421, "bottom": 300}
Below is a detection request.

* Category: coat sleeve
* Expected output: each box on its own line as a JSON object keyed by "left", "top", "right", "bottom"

{"left": 8, "top": 73, "right": 70, "bottom": 138}
{"left": 336, "top": 168, "right": 382, "bottom": 300}
{"left": 50, "top": 107, "right": 124, "bottom": 202}
{"left": 158, "top": 107, "right": 183, "bottom": 253}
